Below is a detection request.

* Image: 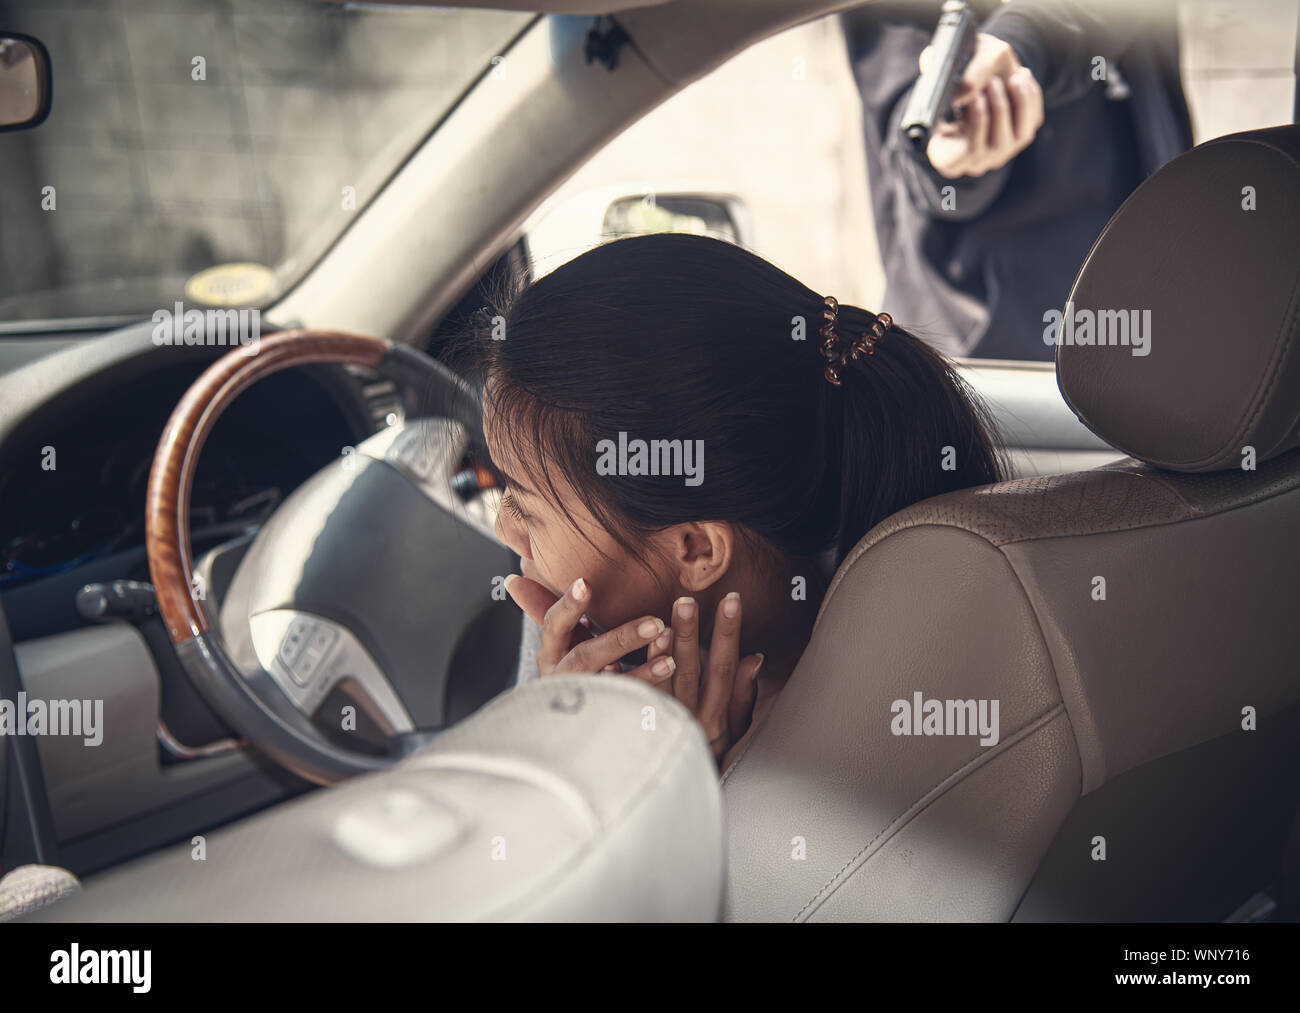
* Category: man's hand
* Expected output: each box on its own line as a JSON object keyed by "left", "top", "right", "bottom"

{"left": 918, "top": 33, "right": 1044, "bottom": 179}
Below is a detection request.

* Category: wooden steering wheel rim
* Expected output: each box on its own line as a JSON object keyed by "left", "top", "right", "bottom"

{"left": 145, "top": 328, "right": 391, "bottom": 645}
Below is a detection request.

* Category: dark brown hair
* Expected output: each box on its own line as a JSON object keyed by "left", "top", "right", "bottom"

{"left": 448, "top": 232, "right": 1006, "bottom": 578}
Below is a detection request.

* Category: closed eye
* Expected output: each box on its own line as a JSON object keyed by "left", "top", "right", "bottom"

{"left": 502, "top": 490, "right": 529, "bottom": 522}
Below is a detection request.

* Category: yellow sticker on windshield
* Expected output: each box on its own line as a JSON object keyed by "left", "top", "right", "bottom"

{"left": 184, "top": 263, "right": 275, "bottom": 308}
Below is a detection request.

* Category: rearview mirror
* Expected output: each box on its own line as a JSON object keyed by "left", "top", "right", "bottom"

{"left": 0, "top": 33, "right": 52, "bottom": 133}
{"left": 601, "top": 193, "right": 751, "bottom": 245}
{"left": 522, "top": 185, "right": 754, "bottom": 280}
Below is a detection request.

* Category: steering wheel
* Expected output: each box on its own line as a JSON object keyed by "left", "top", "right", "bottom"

{"left": 145, "top": 329, "right": 517, "bottom": 786}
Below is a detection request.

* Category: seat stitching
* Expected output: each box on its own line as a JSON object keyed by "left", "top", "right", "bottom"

{"left": 811, "top": 464, "right": 1300, "bottom": 635}
{"left": 792, "top": 702, "right": 1065, "bottom": 921}
{"left": 986, "top": 540, "right": 1094, "bottom": 793}
{"left": 1213, "top": 258, "right": 1300, "bottom": 468}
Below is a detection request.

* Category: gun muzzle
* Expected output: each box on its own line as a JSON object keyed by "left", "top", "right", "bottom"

{"left": 899, "top": 0, "right": 978, "bottom": 150}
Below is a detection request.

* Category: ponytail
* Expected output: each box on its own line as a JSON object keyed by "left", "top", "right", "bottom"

{"left": 827, "top": 306, "right": 1008, "bottom": 563}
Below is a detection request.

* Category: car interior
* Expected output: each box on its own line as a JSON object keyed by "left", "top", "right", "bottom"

{"left": 0, "top": 0, "right": 1297, "bottom": 922}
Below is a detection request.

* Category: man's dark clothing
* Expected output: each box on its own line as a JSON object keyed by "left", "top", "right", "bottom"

{"left": 842, "top": 1, "right": 1193, "bottom": 359}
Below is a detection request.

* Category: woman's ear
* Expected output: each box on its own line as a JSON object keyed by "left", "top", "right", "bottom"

{"left": 659, "top": 522, "right": 735, "bottom": 593}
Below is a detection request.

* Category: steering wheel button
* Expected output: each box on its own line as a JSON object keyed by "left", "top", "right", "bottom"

{"left": 308, "top": 626, "right": 338, "bottom": 652}
{"left": 293, "top": 644, "right": 330, "bottom": 685}
{"left": 278, "top": 619, "right": 313, "bottom": 667}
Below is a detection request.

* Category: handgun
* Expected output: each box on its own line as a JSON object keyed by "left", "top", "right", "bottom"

{"left": 899, "top": 0, "right": 978, "bottom": 150}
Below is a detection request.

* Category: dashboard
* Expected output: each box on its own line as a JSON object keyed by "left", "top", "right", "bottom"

{"left": 0, "top": 325, "right": 383, "bottom": 639}
{"left": 0, "top": 321, "right": 405, "bottom": 876}
{"left": 1, "top": 365, "right": 356, "bottom": 586}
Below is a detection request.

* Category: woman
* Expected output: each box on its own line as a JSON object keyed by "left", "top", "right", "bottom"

{"left": 454, "top": 233, "right": 1006, "bottom": 772}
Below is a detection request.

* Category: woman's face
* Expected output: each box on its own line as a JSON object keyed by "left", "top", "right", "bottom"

{"left": 483, "top": 399, "right": 670, "bottom": 633}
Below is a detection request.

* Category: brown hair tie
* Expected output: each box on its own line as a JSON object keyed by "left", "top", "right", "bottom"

{"left": 819, "top": 295, "right": 892, "bottom": 386}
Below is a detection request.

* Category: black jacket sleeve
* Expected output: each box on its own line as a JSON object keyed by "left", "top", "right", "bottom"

{"left": 981, "top": 0, "right": 1144, "bottom": 108}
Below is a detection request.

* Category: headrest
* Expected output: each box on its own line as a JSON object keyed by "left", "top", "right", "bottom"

{"left": 1056, "top": 124, "right": 1300, "bottom": 473}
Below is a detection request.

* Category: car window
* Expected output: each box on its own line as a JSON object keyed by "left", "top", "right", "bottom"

{"left": 0, "top": 0, "right": 533, "bottom": 327}
{"left": 524, "top": 16, "right": 884, "bottom": 312}
{"left": 1178, "top": 0, "right": 1299, "bottom": 142}
{"left": 526, "top": 1, "right": 1297, "bottom": 364}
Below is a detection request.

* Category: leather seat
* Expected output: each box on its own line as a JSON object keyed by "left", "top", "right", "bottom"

{"left": 26, "top": 675, "right": 725, "bottom": 921}
{"left": 721, "top": 123, "right": 1300, "bottom": 922}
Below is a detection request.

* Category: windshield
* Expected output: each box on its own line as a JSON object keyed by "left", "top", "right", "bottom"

{"left": 0, "top": 0, "right": 533, "bottom": 327}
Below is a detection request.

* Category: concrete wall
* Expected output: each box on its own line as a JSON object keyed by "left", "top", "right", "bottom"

{"left": 1179, "top": 0, "right": 1298, "bottom": 142}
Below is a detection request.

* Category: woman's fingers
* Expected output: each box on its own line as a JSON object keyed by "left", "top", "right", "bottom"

{"left": 625, "top": 625, "right": 673, "bottom": 684}
{"left": 646, "top": 625, "right": 673, "bottom": 664}
{"left": 509, "top": 574, "right": 763, "bottom": 762}
{"left": 503, "top": 572, "right": 559, "bottom": 627}
{"left": 669, "top": 596, "right": 701, "bottom": 710}
{"left": 622, "top": 650, "right": 676, "bottom": 693}
{"left": 503, "top": 573, "right": 596, "bottom": 675}
{"left": 531, "top": 577, "right": 591, "bottom": 674}
{"left": 552, "top": 614, "right": 666, "bottom": 675}
{"left": 726, "top": 653, "right": 764, "bottom": 747}
{"left": 698, "top": 592, "right": 743, "bottom": 751}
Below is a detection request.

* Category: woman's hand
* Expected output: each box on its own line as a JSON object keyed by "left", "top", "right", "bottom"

{"left": 635, "top": 592, "right": 764, "bottom": 768}
{"left": 503, "top": 574, "right": 677, "bottom": 685}
{"left": 503, "top": 575, "right": 763, "bottom": 768}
